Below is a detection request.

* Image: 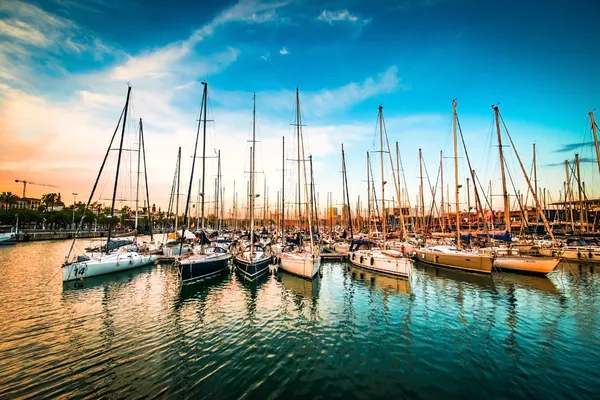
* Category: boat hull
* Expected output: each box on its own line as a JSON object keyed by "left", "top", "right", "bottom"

{"left": 348, "top": 251, "right": 411, "bottom": 278}
{"left": 279, "top": 253, "right": 320, "bottom": 279}
{"left": 162, "top": 245, "right": 191, "bottom": 257}
{"left": 176, "top": 254, "right": 231, "bottom": 284}
{"left": 234, "top": 256, "right": 272, "bottom": 280}
{"left": 539, "top": 247, "right": 600, "bottom": 263}
{"left": 63, "top": 252, "right": 158, "bottom": 282}
{"left": 415, "top": 249, "right": 493, "bottom": 274}
{"left": 493, "top": 256, "right": 560, "bottom": 275}
{"left": 0, "top": 234, "right": 17, "bottom": 246}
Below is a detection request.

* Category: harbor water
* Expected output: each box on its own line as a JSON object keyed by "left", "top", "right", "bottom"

{"left": 1, "top": 240, "right": 599, "bottom": 399}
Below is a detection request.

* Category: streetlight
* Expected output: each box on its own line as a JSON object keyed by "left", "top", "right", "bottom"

{"left": 72, "top": 192, "right": 78, "bottom": 230}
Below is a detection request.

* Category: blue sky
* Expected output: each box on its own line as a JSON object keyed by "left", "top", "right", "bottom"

{"left": 0, "top": 0, "right": 598, "bottom": 214}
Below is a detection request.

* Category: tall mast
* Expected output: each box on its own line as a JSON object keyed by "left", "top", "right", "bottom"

{"left": 250, "top": 93, "right": 256, "bottom": 255}
{"left": 342, "top": 144, "right": 354, "bottom": 239}
{"left": 296, "top": 88, "right": 302, "bottom": 230}
{"left": 419, "top": 148, "right": 425, "bottom": 233}
{"left": 341, "top": 145, "right": 346, "bottom": 228}
{"left": 453, "top": 99, "right": 460, "bottom": 249}
{"left": 396, "top": 142, "right": 407, "bottom": 237}
{"left": 139, "top": 118, "right": 153, "bottom": 240}
{"left": 575, "top": 153, "right": 585, "bottom": 232}
{"left": 590, "top": 111, "right": 600, "bottom": 177}
{"left": 533, "top": 143, "right": 538, "bottom": 200}
{"left": 307, "top": 155, "right": 315, "bottom": 253}
{"left": 466, "top": 177, "right": 471, "bottom": 231}
{"left": 175, "top": 147, "right": 181, "bottom": 233}
{"left": 440, "top": 150, "right": 445, "bottom": 231}
{"left": 179, "top": 81, "right": 206, "bottom": 255}
{"left": 378, "top": 106, "right": 386, "bottom": 248}
{"left": 135, "top": 118, "right": 142, "bottom": 232}
{"left": 281, "top": 136, "right": 285, "bottom": 246}
{"left": 498, "top": 109, "right": 555, "bottom": 241}
{"left": 493, "top": 105, "right": 511, "bottom": 235}
{"left": 565, "top": 160, "right": 575, "bottom": 232}
{"left": 217, "top": 150, "right": 221, "bottom": 230}
{"left": 106, "top": 85, "right": 131, "bottom": 254}
{"left": 200, "top": 82, "right": 208, "bottom": 231}
{"left": 366, "top": 151, "right": 371, "bottom": 235}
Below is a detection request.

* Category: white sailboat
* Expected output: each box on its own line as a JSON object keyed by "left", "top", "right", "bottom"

{"left": 280, "top": 88, "right": 320, "bottom": 280}
{"left": 348, "top": 106, "right": 412, "bottom": 278}
{"left": 63, "top": 86, "right": 158, "bottom": 282}
{"left": 233, "top": 94, "right": 272, "bottom": 280}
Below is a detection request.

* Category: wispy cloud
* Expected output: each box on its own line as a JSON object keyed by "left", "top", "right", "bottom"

{"left": 545, "top": 157, "right": 597, "bottom": 167}
{"left": 317, "top": 9, "right": 368, "bottom": 25}
{"left": 553, "top": 141, "right": 595, "bottom": 153}
{"left": 279, "top": 47, "right": 289, "bottom": 55}
{"left": 260, "top": 52, "right": 270, "bottom": 61}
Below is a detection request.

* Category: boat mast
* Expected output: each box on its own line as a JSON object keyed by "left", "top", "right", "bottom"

{"left": 367, "top": 151, "right": 371, "bottom": 235}
{"left": 200, "top": 83, "right": 208, "bottom": 232}
{"left": 179, "top": 81, "right": 206, "bottom": 256}
{"left": 565, "top": 160, "right": 575, "bottom": 232}
{"left": 106, "top": 85, "right": 131, "bottom": 254}
{"left": 308, "top": 155, "right": 315, "bottom": 253}
{"left": 575, "top": 153, "right": 585, "bottom": 232}
{"left": 440, "top": 150, "right": 445, "bottom": 231}
{"left": 378, "top": 106, "right": 386, "bottom": 248}
{"left": 135, "top": 118, "right": 142, "bottom": 233}
{"left": 341, "top": 145, "right": 346, "bottom": 229}
{"left": 250, "top": 93, "right": 256, "bottom": 256}
{"left": 493, "top": 105, "right": 511, "bottom": 235}
{"left": 466, "top": 177, "right": 471, "bottom": 231}
{"left": 419, "top": 148, "right": 425, "bottom": 233}
{"left": 281, "top": 136, "right": 285, "bottom": 246}
{"left": 497, "top": 109, "right": 555, "bottom": 241}
{"left": 342, "top": 144, "right": 354, "bottom": 239}
{"left": 175, "top": 147, "right": 181, "bottom": 233}
{"left": 296, "top": 88, "right": 302, "bottom": 231}
{"left": 590, "top": 111, "right": 600, "bottom": 177}
{"left": 139, "top": 118, "right": 153, "bottom": 240}
{"left": 452, "top": 99, "right": 461, "bottom": 249}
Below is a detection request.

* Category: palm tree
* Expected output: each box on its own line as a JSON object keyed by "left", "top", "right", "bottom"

{"left": 0, "top": 192, "right": 18, "bottom": 209}
{"left": 41, "top": 193, "right": 57, "bottom": 211}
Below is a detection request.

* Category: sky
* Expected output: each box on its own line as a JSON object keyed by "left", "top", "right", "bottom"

{"left": 0, "top": 0, "right": 599, "bottom": 217}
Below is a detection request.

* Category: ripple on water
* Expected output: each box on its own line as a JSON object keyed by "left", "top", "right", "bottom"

{"left": 1, "top": 243, "right": 600, "bottom": 399}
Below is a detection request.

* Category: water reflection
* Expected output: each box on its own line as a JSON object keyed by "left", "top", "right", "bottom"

{"left": 2, "top": 241, "right": 600, "bottom": 399}
{"left": 344, "top": 263, "right": 411, "bottom": 295}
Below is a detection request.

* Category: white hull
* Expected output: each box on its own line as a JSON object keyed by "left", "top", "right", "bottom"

{"left": 279, "top": 252, "right": 320, "bottom": 279}
{"left": 0, "top": 233, "right": 17, "bottom": 246}
{"left": 348, "top": 250, "right": 412, "bottom": 278}
{"left": 63, "top": 251, "right": 158, "bottom": 281}
{"left": 162, "top": 245, "right": 191, "bottom": 256}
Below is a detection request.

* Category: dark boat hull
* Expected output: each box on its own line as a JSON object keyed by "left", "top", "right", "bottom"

{"left": 178, "top": 256, "right": 230, "bottom": 284}
{"left": 234, "top": 256, "right": 271, "bottom": 280}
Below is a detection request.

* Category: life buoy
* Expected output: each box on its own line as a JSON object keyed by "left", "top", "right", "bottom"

{"left": 360, "top": 256, "right": 364, "bottom": 264}
{"left": 370, "top": 257, "right": 374, "bottom": 266}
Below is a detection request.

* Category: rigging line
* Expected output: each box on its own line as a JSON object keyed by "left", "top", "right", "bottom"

{"left": 457, "top": 114, "right": 492, "bottom": 211}
{"left": 504, "top": 155, "right": 529, "bottom": 228}
{"left": 64, "top": 101, "right": 126, "bottom": 265}
{"left": 421, "top": 153, "right": 440, "bottom": 229}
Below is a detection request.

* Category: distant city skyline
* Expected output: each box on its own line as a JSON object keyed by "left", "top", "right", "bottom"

{"left": 1, "top": 0, "right": 599, "bottom": 216}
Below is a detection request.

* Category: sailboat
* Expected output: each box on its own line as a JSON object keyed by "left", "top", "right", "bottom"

{"left": 484, "top": 105, "right": 560, "bottom": 274}
{"left": 348, "top": 106, "right": 412, "bottom": 278}
{"left": 234, "top": 94, "right": 272, "bottom": 280}
{"left": 62, "top": 86, "right": 158, "bottom": 282}
{"left": 173, "top": 81, "right": 231, "bottom": 284}
{"left": 415, "top": 100, "right": 493, "bottom": 274}
{"left": 279, "top": 88, "right": 321, "bottom": 280}
{"left": 161, "top": 147, "right": 192, "bottom": 257}
{"left": 330, "top": 144, "right": 353, "bottom": 255}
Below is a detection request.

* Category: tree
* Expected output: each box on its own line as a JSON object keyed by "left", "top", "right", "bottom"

{"left": 0, "top": 192, "right": 18, "bottom": 209}
{"left": 41, "top": 193, "right": 57, "bottom": 211}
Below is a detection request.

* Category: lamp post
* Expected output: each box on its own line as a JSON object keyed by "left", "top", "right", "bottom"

{"left": 72, "top": 192, "right": 78, "bottom": 230}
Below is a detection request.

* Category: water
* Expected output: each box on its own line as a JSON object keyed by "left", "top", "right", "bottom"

{"left": 1, "top": 240, "right": 599, "bottom": 399}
